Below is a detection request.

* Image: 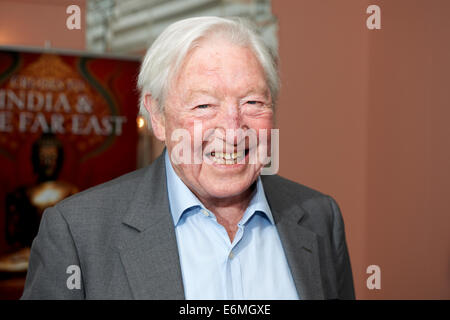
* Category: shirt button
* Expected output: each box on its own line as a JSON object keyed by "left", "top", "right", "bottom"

{"left": 201, "top": 209, "right": 209, "bottom": 217}
{"left": 228, "top": 251, "right": 234, "bottom": 259}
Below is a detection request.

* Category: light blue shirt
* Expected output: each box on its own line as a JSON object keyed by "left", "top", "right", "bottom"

{"left": 165, "top": 152, "right": 299, "bottom": 300}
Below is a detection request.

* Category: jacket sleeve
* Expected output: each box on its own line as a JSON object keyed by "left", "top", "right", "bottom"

{"left": 21, "top": 206, "right": 85, "bottom": 300}
{"left": 327, "top": 196, "right": 356, "bottom": 299}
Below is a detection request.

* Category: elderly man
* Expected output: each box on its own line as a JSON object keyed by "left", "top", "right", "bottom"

{"left": 22, "top": 17, "right": 354, "bottom": 300}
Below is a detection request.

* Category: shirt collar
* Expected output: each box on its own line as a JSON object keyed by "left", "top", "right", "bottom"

{"left": 164, "top": 150, "right": 274, "bottom": 226}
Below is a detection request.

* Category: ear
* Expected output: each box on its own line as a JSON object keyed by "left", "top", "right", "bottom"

{"left": 143, "top": 94, "right": 165, "bottom": 142}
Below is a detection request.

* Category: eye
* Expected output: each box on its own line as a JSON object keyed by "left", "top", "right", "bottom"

{"left": 246, "top": 101, "right": 262, "bottom": 106}
{"left": 196, "top": 104, "right": 210, "bottom": 109}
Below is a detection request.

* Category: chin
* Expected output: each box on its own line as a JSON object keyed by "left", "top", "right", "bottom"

{"left": 203, "top": 178, "right": 255, "bottom": 199}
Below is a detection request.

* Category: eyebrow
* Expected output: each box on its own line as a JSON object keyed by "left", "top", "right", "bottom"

{"left": 186, "top": 86, "right": 271, "bottom": 101}
{"left": 242, "top": 87, "right": 271, "bottom": 99}
{"left": 186, "top": 89, "right": 217, "bottom": 99}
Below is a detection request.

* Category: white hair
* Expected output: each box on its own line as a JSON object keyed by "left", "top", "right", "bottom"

{"left": 137, "top": 16, "right": 279, "bottom": 128}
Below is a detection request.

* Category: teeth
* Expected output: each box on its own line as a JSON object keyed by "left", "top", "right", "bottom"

{"left": 212, "top": 157, "right": 225, "bottom": 164}
{"left": 209, "top": 150, "right": 246, "bottom": 165}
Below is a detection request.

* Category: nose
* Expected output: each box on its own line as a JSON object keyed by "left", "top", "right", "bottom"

{"left": 215, "top": 102, "right": 247, "bottom": 146}
{"left": 224, "top": 102, "right": 241, "bottom": 130}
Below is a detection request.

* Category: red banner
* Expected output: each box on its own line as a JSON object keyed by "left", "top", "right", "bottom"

{"left": 0, "top": 48, "right": 140, "bottom": 252}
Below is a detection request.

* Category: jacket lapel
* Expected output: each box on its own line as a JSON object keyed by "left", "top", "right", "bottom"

{"left": 262, "top": 176, "right": 325, "bottom": 299}
{"left": 118, "top": 154, "right": 185, "bottom": 299}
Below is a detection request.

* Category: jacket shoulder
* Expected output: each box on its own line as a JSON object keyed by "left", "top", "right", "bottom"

{"left": 51, "top": 166, "right": 149, "bottom": 231}
{"left": 262, "top": 174, "right": 329, "bottom": 204}
{"left": 261, "top": 174, "right": 341, "bottom": 234}
{"left": 58, "top": 167, "right": 147, "bottom": 209}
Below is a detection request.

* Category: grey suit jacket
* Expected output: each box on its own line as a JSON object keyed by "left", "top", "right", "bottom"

{"left": 21, "top": 153, "right": 355, "bottom": 300}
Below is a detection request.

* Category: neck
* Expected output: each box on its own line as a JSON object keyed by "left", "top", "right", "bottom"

{"left": 195, "top": 182, "right": 257, "bottom": 242}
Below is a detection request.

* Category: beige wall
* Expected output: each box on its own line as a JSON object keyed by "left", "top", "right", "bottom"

{"left": 366, "top": 0, "right": 450, "bottom": 299}
{"left": 273, "top": 0, "right": 450, "bottom": 299}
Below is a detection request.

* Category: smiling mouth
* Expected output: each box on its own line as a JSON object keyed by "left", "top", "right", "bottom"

{"left": 207, "top": 149, "right": 249, "bottom": 165}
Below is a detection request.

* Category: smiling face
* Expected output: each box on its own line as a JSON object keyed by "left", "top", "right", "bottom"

{"left": 146, "top": 37, "right": 274, "bottom": 203}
